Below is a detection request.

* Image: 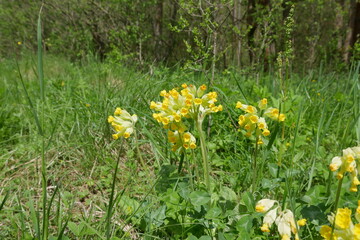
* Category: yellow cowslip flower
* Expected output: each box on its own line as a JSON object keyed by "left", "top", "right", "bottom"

{"left": 17, "top": 41, "right": 22, "bottom": 45}
{"left": 150, "top": 84, "right": 222, "bottom": 150}
{"left": 249, "top": 115, "right": 259, "bottom": 123}
{"left": 335, "top": 208, "right": 352, "bottom": 230}
{"left": 114, "top": 107, "right": 122, "bottom": 115}
{"left": 275, "top": 209, "right": 300, "bottom": 240}
{"left": 194, "top": 98, "right": 202, "bottom": 105}
{"left": 262, "top": 129, "right": 270, "bottom": 136}
{"left": 260, "top": 223, "right": 270, "bottom": 232}
{"left": 258, "top": 98, "right": 268, "bottom": 110}
{"left": 152, "top": 84, "right": 220, "bottom": 127}
{"left": 236, "top": 101, "right": 243, "bottom": 109}
{"left": 329, "top": 146, "right": 360, "bottom": 192}
{"left": 278, "top": 113, "right": 286, "bottom": 121}
{"left": 257, "top": 138, "right": 264, "bottom": 145}
{"left": 330, "top": 157, "right": 342, "bottom": 171}
{"left": 167, "top": 130, "right": 196, "bottom": 152}
{"left": 297, "top": 218, "right": 306, "bottom": 226}
{"left": 264, "top": 107, "right": 286, "bottom": 122}
{"left": 108, "top": 108, "right": 137, "bottom": 139}
{"left": 354, "top": 224, "right": 360, "bottom": 240}
{"left": 236, "top": 100, "right": 278, "bottom": 144}
{"left": 256, "top": 198, "right": 305, "bottom": 240}
{"left": 150, "top": 101, "right": 158, "bottom": 109}
{"left": 320, "top": 225, "right": 338, "bottom": 240}
{"left": 256, "top": 199, "right": 277, "bottom": 213}
{"left": 322, "top": 206, "right": 360, "bottom": 239}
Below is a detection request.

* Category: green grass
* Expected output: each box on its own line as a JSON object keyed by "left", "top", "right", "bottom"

{"left": 0, "top": 54, "right": 359, "bottom": 239}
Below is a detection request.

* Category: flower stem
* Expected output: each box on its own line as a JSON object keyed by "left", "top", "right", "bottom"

{"left": 134, "top": 130, "right": 146, "bottom": 168}
{"left": 196, "top": 120, "right": 211, "bottom": 192}
{"left": 251, "top": 138, "right": 259, "bottom": 193}
{"left": 330, "top": 177, "right": 343, "bottom": 240}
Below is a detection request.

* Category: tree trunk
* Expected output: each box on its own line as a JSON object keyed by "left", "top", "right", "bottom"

{"left": 246, "top": 0, "right": 257, "bottom": 65}
{"left": 154, "top": 0, "right": 163, "bottom": 62}
{"left": 336, "top": 0, "right": 345, "bottom": 54}
{"left": 343, "top": 0, "right": 357, "bottom": 63}
{"left": 233, "top": 0, "right": 242, "bottom": 67}
{"left": 351, "top": 2, "right": 360, "bottom": 53}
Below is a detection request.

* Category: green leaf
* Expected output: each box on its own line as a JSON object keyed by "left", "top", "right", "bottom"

{"left": 205, "top": 207, "right": 222, "bottom": 219}
{"left": 236, "top": 214, "right": 253, "bottom": 234}
{"left": 189, "top": 191, "right": 211, "bottom": 206}
{"left": 67, "top": 222, "right": 82, "bottom": 236}
{"left": 150, "top": 205, "right": 166, "bottom": 227}
{"left": 268, "top": 163, "right": 279, "bottom": 178}
{"left": 219, "top": 187, "right": 237, "bottom": 202}
{"left": 187, "top": 235, "right": 198, "bottom": 240}
{"left": 241, "top": 191, "right": 254, "bottom": 212}
{"left": 300, "top": 205, "right": 327, "bottom": 225}
{"left": 261, "top": 178, "right": 281, "bottom": 190}
{"left": 199, "top": 236, "right": 212, "bottom": 240}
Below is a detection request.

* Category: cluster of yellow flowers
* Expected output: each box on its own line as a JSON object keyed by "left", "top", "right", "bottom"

{"left": 107, "top": 107, "right": 138, "bottom": 139}
{"left": 150, "top": 83, "right": 223, "bottom": 151}
{"left": 167, "top": 130, "right": 197, "bottom": 152}
{"left": 329, "top": 146, "right": 360, "bottom": 192}
{"left": 320, "top": 201, "right": 360, "bottom": 240}
{"left": 236, "top": 98, "right": 285, "bottom": 144}
{"left": 255, "top": 199, "right": 306, "bottom": 240}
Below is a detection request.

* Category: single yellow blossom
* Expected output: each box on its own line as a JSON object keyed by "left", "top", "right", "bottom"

{"left": 108, "top": 108, "right": 137, "bottom": 139}
{"left": 297, "top": 219, "right": 306, "bottom": 226}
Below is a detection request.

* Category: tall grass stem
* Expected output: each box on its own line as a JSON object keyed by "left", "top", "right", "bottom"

{"left": 106, "top": 139, "right": 124, "bottom": 239}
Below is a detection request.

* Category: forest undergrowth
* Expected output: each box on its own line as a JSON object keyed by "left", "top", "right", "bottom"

{"left": 0, "top": 53, "right": 359, "bottom": 239}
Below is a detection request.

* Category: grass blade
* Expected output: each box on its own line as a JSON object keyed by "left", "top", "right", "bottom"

{"left": 15, "top": 62, "right": 43, "bottom": 135}
{"left": 0, "top": 191, "right": 9, "bottom": 212}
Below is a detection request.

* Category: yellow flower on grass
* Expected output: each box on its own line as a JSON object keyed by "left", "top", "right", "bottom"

{"left": 236, "top": 98, "right": 283, "bottom": 144}
{"left": 329, "top": 146, "right": 360, "bottom": 192}
{"left": 108, "top": 107, "right": 137, "bottom": 139}
{"left": 150, "top": 83, "right": 222, "bottom": 151}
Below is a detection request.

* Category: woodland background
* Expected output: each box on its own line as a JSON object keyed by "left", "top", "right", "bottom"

{"left": 1, "top": 0, "right": 360, "bottom": 72}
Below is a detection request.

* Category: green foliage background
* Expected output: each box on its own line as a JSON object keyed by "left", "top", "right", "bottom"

{"left": 1, "top": 0, "right": 359, "bottom": 70}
